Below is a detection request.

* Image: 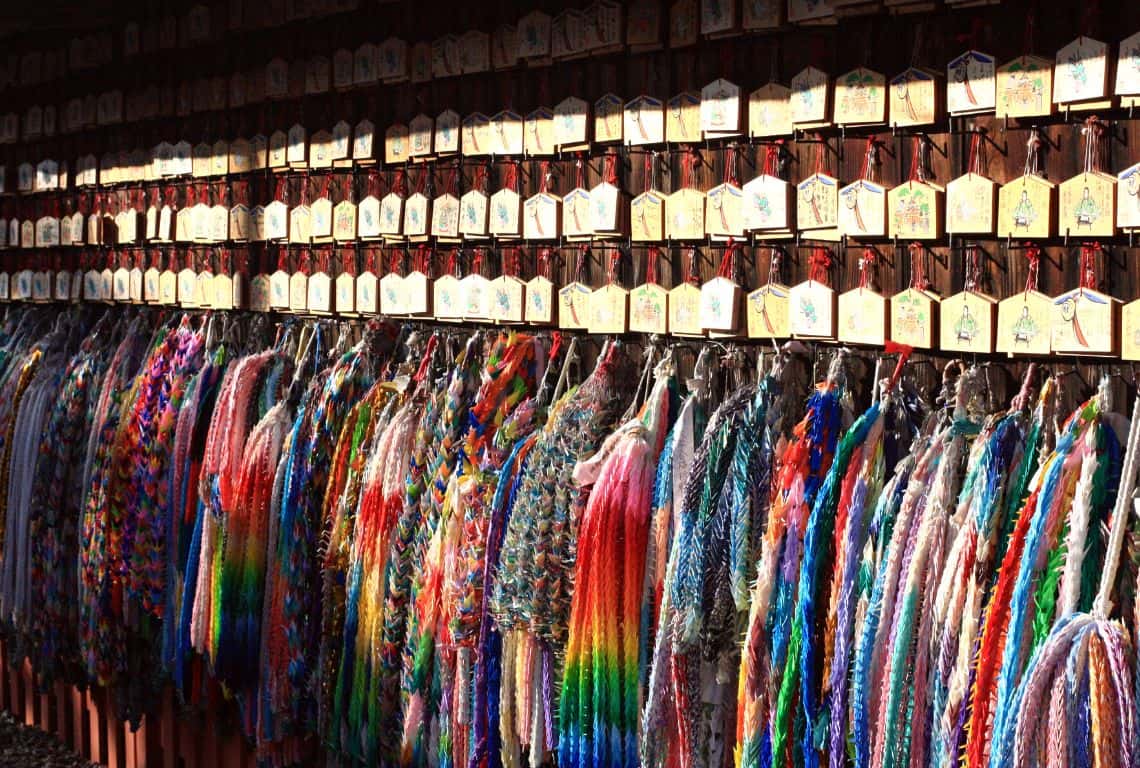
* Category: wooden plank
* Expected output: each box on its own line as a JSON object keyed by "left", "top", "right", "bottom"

{"left": 104, "top": 688, "right": 125, "bottom": 768}
{"left": 88, "top": 685, "right": 106, "bottom": 764}
{"left": 72, "top": 687, "right": 89, "bottom": 757}
{"left": 21, "top": 661, "right": 35, "bottom": 727}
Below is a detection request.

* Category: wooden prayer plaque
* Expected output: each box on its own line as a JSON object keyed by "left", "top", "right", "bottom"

{"left": 838, "top": 180, "right": 887, "bottom": 238}
{"left": 1118, "top": 162, "right": 1140, "bottom": 230}
{"left": 666, "top": 92, "right": 701, "bottom": 143}
{"left": 1116, "top": 31, "right": 1140, "bottom": 107}
{"left": 358, "top": 196, "right": 382, "bottom": 238}
{"left": 997, "top": 56, "right": 1053, "bottom": 118}
{"left": 462, "top": 112, "right": 490, "bottom": 156}
{"left": 524, "top": 193, "right": 560, "bottom": 240}
{"left": 460, "top": 190, "right": 489, "bottom": 237}
{"left": 554, "top": 97, "right": 589, "bottom": 149}
{"left": 837, "top": 288, "right": 887, "bottom": 346}
{"left": 432, "top": 193, "right": 460, "bottom": 239}
{"left": 379, "top": 192, "right": 404, "bottom": 235}
{"left": 1059, "top": 171, "right": 1116, "bottom": 238}
{"left": 889, "top": 68, "right": 939, "bottom": 128}
{"left": 1121, "top": 298, "right": 1140, "bottom": 361}
{"left": 947, "top": 50, "right": 996, "bottom": 115}
{"left": 668, "top": 282, "right": 704, "bottom": 336}
{"left": 489, "top": 275, "right": 526, "bottom": 324}
{"left": 630, "top": 282, "right": 668, "bottom": 333}
{"left": 834, "top": 68, "right": 885, "bottom": 126}
{"left": 558, "top": 281, "right": 592, "bottom": 329}
{"left": 404, "top": 270, "right": 432, "bottom": 316}
{"left": 700, "top": 276, "right": 741, "bottom": 332}
{"left": 589, "top": 283, "right": 629, "bottom": 333}
{"left": 890, "top": 288, "right": 937, "bottom": 349}
{"left": 336, "top": 273, "right": 355, "bottom": 315}
{"left": 947, "top": 173, "right": 997, "bottom": 235}
{"left": 356, "top": 270, "right": 378, "bottom": 314}
{"left": 666, "top": 188, "right": 706, "bottom": 240}
{"left": 403, "top": 192, "right": 430, "bottom": 238}
{"left": 490, "top": 188, "right": 522, "bottom": 238}
{"left": 743, "top": 174, "right": 792, "bottom": 232}
{"left": 888, "top": 181, "right": 942, "bottom": 240}
{"left": 789, "top": 280, "right": 835, "bottom": 339}
{"left": 749, "top": 83, "right": 793, "bottom": 138}
{"left": 384, "top": 124, "right": 409, "bottom": 165}
{"left": 590, "top": 181, "right": 621, "bottom": 235}
{"left": 409, "top": 114, "right": 434, "bottom": 157}
{"left": 563, "top": 188, "right": 593, "bottom": 238}
{"left": 525, "top": 108, "right": 555, "bottom": 156}
{"left": 705, "top": 183, "right": 745, "bottom": 237}
{"left": 997, "top": 174, "right": 1055, "bottom": 239}
{"left": 940, "top": 290, "right": 996, "bottom": 353}
{"left": 594, "top": 94, "right": 624, "bottom": 144}
{"left": 701, "top": 78, "right": 741, "bottom": 136}
{"left": 491, "top": 111, "right": 524, "bottom": 156}
{"left": 333, "top": 201, "right": 357, "bottom": 242}
{"left": 631, "top": 191, "right": 666, "bottom": 241}
{"left": 436, "top": 110, "right": 460, "bottom": 155}
{"left": 625, "top": 96, "right": 664, "bottom": 146}
{"left": 1054, "top": 37, "right": 1108, "bottom": 107}
{"left": 997, "top": 289, "right": 1052, "bottom": 355}
{"left": 380, "top": 272, "right": 406, "bottom": 315}
{"left": 791, "top": 67, "right": 830, "bottom": 127}
{"left": 525, "top": 275, "right": 555, "bottom": 324}
{"left": 1051, "top": 287, "right": 1117, "bottom": 355}
{"left": 797, "top": 173, "right": 838, "bottom": 231}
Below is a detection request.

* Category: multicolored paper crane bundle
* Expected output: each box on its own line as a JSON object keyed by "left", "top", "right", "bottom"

{"left": 0, "top": 304, "right": 1138, "bottom": 768}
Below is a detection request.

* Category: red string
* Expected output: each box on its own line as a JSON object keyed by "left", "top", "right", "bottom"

{"left": 276, "top": 247, "right": 289, "bottom": 272}
{"left": 446, "top": 247, "right": 459, "bottom": 276}
{"left": 1080, "top": 243, "right": 1100, "bottom": 290}
{"left": 1024, "top": 245, "right": 1040, "bottom": 293}
{"left": 965, "top": 246, "right": 981, "bottom": 291}
{"left": 606, "top": 248, "right": 620, "bottom": 283}
{"left": 724, "top": 146, "right": 738, "bottom": 186}
{"left": 909, "top": 136, "right": 925, "bottom": 182}
{"left": 684, "top": 247, "right": 699, "bottom": 285}
{"left": 644, "top": 153, "right": 654, "bottom": 193}
{"left": 809, "top": 247, "right": 831, "bottom": 285}
{"left": 859, "top": 138, "right": 877, "bottom": 182}
{"left": 576, "top": 154, "right": 586, "bottom": 189}
{"left": 717, "top": 238, "right": 739, "bottom": 279}
{"left": 909, "top": 242, "right": 928, "bottom": 289}
{"left": 968, "top": 132, "right": 983, "bottom": 175}
{"left": 297, "top": 248, "right": 312, "bottom": 275}
{"left": 472, "top": 247, "right": 486, "bottom": 277}
{"left": 859, "top": 247, "right": 875, "bottom": 289}
{"left": 682, "top": 149, "right": 696, "bottom": 189}
{"left": 445, "top": 164, "right": 458, "bottom": 196}
{"left": 502, "top": 247, "right": 520, "bottom": 277}
{"left": 814, "top": 134, "right": 827, "bottom": 175}
{"left": 646, "top": 246, "right": 660, "bottom": 285}
{"left": 394, "top": 168, "right": 407, "bottom": 196}
{"left": 388, "top": 248, "right": 404, "bottom": 275}
{"left": 540, "top": 161, "right": 551, "bottom": 194}
{"left": 539, "top": 247, "right": 553, "bottom": 279}
{"left": 604, "top": 151, "right": 618, "bottom": 185}
{"left": 504, "top": 160, "right": 519, "bottom": 192}
{"left": 761, "top": 141, "right": 779, "bottom": 175}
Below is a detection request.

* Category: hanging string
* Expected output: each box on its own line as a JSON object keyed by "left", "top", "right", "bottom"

{"left": 908, "top": 242, "right": 928, "bottom": 290}
{"left": 1024, "top": 130, "right": 1041, "bottom": 177}
{"left": 682, "top": 149, "right": 697, "bottom": 189}
{"left": 814, "top": 135, "right": 827, "bottom": 176}
{"left": 725, "top": 146, "right": 739, "bottom": 186}
{"left": 716, "top": 238, "right": 740, "bottom": 281}
{"left": 644, "top": 152, "right": 655, "bottom": 193}
{"left": 967, "top": 130, "right": 985, "bottom": 175}
{"left": 1080, "top": 242, "right": 1101, "bottom": 290}
{"left": 809, "top": 247, "right": 830, "bottom": 285}
{"left": 504, "top": 160, "right": 519, "bottom": 192}
{"left": 574, "top": 244, "right": 589, "bottom": 283}
{"left": 684, "top": 246, "right": 699, "bottom": 285}
{"left": 539, "top": 161, "right": 551, "bottom": 194}
{"left": 646, "top": 246, "right": 660, "bottom": 285}
{"left": 859, "top": 138, "right": 878, "bottom": 183}
{"left": 1082, "top": 116, "right": 1105, "bottom": 174}
{"left": 965, "top": 246, "right": 982, "bottom": 292}
{"left": 389, "top": 248, "right": 404, "bottom": 277}
{"left": 858, "top": 247, "right": 875, "bottom": 290}
{"left": 502, "top": 247, "right": 520, "bottom": 279}
{"left": 472, "top": 247, "right": 486, "bottom": 278}
{"left": 762, "top": 142, "right": 781, "bottom": 177}
{"left": 604, "top": 150, "right": 619, "bottom": 186}
{"left": 1023, "top": 244, "right": 1040, "bottom": 294}
{"left": 538, "top": 247, "right": 553, "bottom": 280}
{"left": 605, "top": 248, "right": 620, "bottom": 284}
{"left": 908, "top": 136, "right": 927, "bottom": 182}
